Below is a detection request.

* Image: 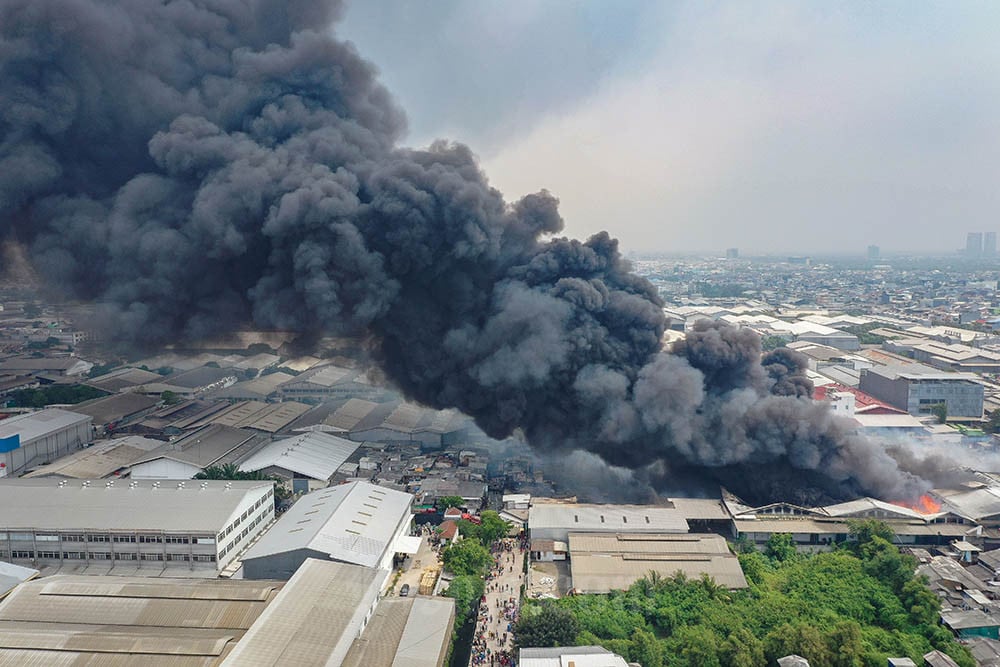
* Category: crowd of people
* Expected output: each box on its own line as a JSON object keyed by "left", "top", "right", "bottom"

{"left": 469, "top": 537, "right": 526, "bottom": 666}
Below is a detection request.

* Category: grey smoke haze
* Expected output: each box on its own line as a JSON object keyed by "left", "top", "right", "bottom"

{"left": 0, "top": 0, "right": 937, "bottom": 502}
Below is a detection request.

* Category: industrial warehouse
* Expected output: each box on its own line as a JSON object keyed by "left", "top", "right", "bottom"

{"left": 0, "top": 478, "right": 274, "bottom": 572}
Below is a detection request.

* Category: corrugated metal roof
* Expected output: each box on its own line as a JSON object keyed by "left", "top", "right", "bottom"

{"left": 326, "top": 399, "right": 380, "bottom": 432}
{"left": 391, "top": 596, "right": 455, "bottom": 667}
{"left": 238, "top": 432, "right": 358, "bottom": 481}
{"left": 133, "top": 424, "right": 259, "bottom": 469}
{"left": 0, "top": 409, "right": 91, "bottom": 445}
{"left": 22, "top": 436, "right": 163, "bottom": 480}
{"left": 0, "top": 561, "right": 37, "bottom": 599}
{"left": 221, "top": 559, "right": 386, "bottom": 666}
{"left": 72, "top": 393, "right": 159, "bottom": 426}
{"left": 567, "top": 533, "right": 748, "bottom": 593}
{"left": 242, "top": 481, "right": 412, "bottom": 569}
{"left": 341, "top": 598, "right": 413, "bottom": 667}
{"left": 0, "top": 574, "right": 282, "bottom": 664}
{"left": 529, "top": 503, "right": 688, "bottom": 534}
{"left": 195, "top": 401, "right": 310, "bottom": 433}
{"left": 0, "top": 478, "right": 272, "bottom": 532}
{"left": 519, "top": 646, "right": 627, "bottom": 667}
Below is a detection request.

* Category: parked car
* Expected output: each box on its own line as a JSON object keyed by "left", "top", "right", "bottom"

{"left": 399, "top": 584, "right": 410, "bottom": 597}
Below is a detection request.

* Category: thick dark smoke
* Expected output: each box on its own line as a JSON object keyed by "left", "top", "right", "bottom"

{"left": 1, "top": 0, "right": 935, "bottom": 502}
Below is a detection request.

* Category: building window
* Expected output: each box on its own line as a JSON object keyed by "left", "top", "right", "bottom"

{"left": 116, "top": 553, "right": 137, "bottom": 561}
{"left": 89, "top": 552, "right": 111, "bottom": 560}
{"left": 193, "top": 554, "right": 217, "bottom": 563}
{"left": 87, "top": 535, "right": 110, "bottom": 543}
{"left": 139, "top": 535, "right": 162, "bottom": 543}
{"left": 62, "top": 534, "right": 85, "bottom": 542}
{"left": 11, "top": 550, "right": 33, "bottom": 559}
{"left": 167, "top": 554, "right": 189, "bottom": 562}
{"left": 35, "top": 534, "right": 59, "bottom": 542}
{"left": 113, "top": 535, "right": 136, "bottom": 543}
{"left": 195, "top": 537, "right": 216, "bottom": 545}
{"left": 9, "top": 533, "right": 33, "bottom": 541}
{"left": 140, "top": 553, "right": 163, "bottom": 561}
{"left": 164, "top": 536, "right": 189, "bottom": 544}
{"left": 62, "top": 551, "right": 83, "bottom": 560}
{"left": 36, "top": 551, "right": 60, "bottom": 559}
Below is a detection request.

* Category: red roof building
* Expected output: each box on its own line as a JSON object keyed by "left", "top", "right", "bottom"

{"left": 814, "top": 383, "right": 908, "bottom": 415}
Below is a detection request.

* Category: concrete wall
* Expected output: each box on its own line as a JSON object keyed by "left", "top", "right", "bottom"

{"left": 242, "top": 547, "right": 330, "bottom": 580}
{"left": 859, "top": 371, "right": 910, "bottom": 411}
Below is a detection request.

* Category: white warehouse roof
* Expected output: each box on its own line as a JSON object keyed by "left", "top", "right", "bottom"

{"left": 238, "top": 431, "right": 359, "bottom": 481}
{"left": 0, "top": 478, "right": 273, "bottom": 533}
{"left": 0, "top": 409, "right": 91, "bottom": 445}
{"left": 528, "top": 502, "right": 689, "bottom": 535}
{"left": 242, "top": 481, "right": 413, "bottom": 569}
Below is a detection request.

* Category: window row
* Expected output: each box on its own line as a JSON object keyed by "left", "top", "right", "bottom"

{"left": 2, "top": 550, "right": 215, "bottom": 562}
{"left": 1, "top": 533, "right": 212, "bottom": 543}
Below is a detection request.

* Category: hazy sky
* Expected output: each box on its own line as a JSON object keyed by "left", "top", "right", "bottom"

{"left": 339, "top": 2, "right": 1000, "bottom": 256}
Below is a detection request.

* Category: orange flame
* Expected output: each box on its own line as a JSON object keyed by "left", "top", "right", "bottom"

{"left": 891, "top": 494, "right": 942, "bottom": 514}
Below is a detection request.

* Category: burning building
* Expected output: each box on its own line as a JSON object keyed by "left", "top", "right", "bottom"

{"left": 0, "top": 0, "right": 944, "bottom": 502}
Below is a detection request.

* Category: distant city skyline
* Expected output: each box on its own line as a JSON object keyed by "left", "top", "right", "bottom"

{"left": 341, "top": 1, "right": 1000, "bottom": 255}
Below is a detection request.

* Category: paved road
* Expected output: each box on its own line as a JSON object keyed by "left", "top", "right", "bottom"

{"left": 468, "top": 538, "right": 525, "bottom": 667}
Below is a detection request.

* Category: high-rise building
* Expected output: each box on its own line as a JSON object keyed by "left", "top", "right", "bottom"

{"left": 967, "top": 232, "right": 984, "bottom": 257}
{"left": 725, "top": 248, "right": 739, "bottom": 259}
{"left": 867, "top": 245, "right": 880, "bottom": 260}
{"left": 985, "top": 232, "right": 997, "bottom": 257}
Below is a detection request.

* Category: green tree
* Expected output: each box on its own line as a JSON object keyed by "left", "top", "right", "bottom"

{"left": 9, "top": 384, "right": 107, "bottom": 408}
{"left": 720, "top": 628, "right": 764, "bottom": 667}
{"left": 160, "top": 390, "right": 182, "bottom": 405}
{"left": 764, "top": 623, "right": 831, "bottom": 666}
{"left": 846, "top": 519, "right": 896, "bottom": 552}
{"left": 460, "top": 510, "right": 509, "bottom": 545}
{"left": 443, "top": 574, "right": 485, "bottom": 627}
{"left": 900, "top": 576, "right": 941, "bottom": 626}
{"left": 630, "top": 627, "right": 663, "bottom": 667}
{"left": 765, "top": 533, "right": 797, "bottom": 562}
{"left": 437, "top": 495, "right": 465, "bottom": 510}
{"left": 930, "top": 402, "right": 948, "bottom": 424}
{"left": 860, "top": 536, "right": 916, "bottom": 594}
{"left": 761, "top": 336, "right": 788, "bottom": 352}
{"left": 827, "top": 620, "right": 864, "bottom": 667}
{"left": 674, "top": 626, "right": 722, "bottom": 667}
{"left": 441, "top": 538, "right": 492, "bottom": 576}
{"left": 514, "top": 603, "right": 579, "bottom": 648}
{"left": 195, "top": 463, "right": 271, "bottom": 481}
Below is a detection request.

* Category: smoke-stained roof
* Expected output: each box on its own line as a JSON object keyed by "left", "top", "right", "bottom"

{"left": 0, "top": 574, "right": 281, "bottom": 664}
{"left": 71, "top": 391, "right": 159, "bottom": 426}
{"left": 132, "top": 423, "right": 262, "bottom": 470}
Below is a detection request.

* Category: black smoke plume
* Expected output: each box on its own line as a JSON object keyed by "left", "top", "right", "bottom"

{"left": 1, "top": 0, "right": 932, "bottom": 502}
